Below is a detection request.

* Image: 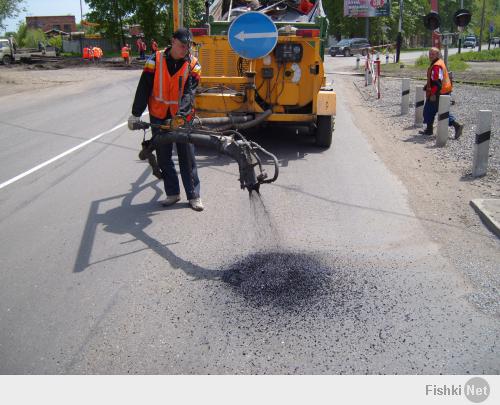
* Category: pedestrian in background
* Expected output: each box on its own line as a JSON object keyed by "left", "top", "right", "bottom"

{"left": 421, "top": 47, "right": 463, "bottom": 139}
{"left": 136, "top": 36, "right": 146, "bottom": 60}
{"left": 151, "top": 38, "right": 158, "bottom": 55}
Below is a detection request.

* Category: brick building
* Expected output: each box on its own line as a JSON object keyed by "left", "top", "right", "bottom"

{"left": 26, "top": 16, "right": 77, "bottom": 34}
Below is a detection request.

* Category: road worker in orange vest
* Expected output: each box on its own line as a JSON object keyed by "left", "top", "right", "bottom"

{"left": 421, "top": 47, "right": 463, "bottom": 139}
{"left": 93, "top": 46, "right": 102, "bottom": 62}
{"left": 121, "top": 44, "right": 131, "bottom": 65}
{"left": 83, "top": 46, "right": 90, "bottom": 60}
{"left": 88, "top": 45, "right": 95, "bottom": 62}
{"left": 128, "top": 28, "right": 204, "bottom": 211}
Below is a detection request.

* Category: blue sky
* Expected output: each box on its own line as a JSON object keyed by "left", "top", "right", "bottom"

{"left": 2, "top": 0, "right": 90, "bottom": 33}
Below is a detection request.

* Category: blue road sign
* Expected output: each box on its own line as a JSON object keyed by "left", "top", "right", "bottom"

{"left": 228, "top": 12, "right": 278, "bottom": 59}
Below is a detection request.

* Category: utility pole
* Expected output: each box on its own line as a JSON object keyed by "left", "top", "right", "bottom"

{"left": 80, "top": 0, "right": 83, "bottom": 23}
{"left": 395, "top": 0, "right": 402, "bottom": 63}
{"left": 365, "top": 17, "right": 369, "bottom": 40}
{"left": 458, "top": 0, "right": 463, "bottom": 53}
{"left": 479, "top": 0, "right": 486, "bottom": 51}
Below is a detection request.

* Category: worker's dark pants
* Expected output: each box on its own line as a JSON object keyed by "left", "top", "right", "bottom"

{"left": 423, "top": 97, "right": 456, "bottom": 126}
{"left": 151, "top": 116, "right": 201, "bottom": 200}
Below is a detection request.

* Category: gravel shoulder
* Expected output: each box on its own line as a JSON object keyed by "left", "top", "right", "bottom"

{"left": 0, "top": 59, "right": 141, "bottom": 97}
{"left": 334, "top": 74, "right": 499, "bottom": 317}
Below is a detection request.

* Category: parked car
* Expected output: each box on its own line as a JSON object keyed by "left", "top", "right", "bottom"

{"left": 329, "top": 38, "right": 371, "bottom": 57}
{"left": 463, "top": 35, "right": 477, "bottom": 48}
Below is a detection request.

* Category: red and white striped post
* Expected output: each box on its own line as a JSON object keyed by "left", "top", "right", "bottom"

{"left": 375, "top": 60, "right": 381, "bottom": 99}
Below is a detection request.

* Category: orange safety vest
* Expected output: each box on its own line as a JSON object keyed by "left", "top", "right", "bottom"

{"left": 83, "top": 47, "right": 90, "bottom": 59}
{"left": 93, "top": 47, "right": 101, "bottom": 58}
{"left": 121, "top": 46, "right": 129, "bottom": 58}
{"left": 148, "top": 50, "right": 198, "bottom": 119}
{"left": 426, "top": 58, "right": 452, "bottom": 96}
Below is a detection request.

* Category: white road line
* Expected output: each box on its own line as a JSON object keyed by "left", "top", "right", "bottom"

{"left": 0, "top": 113, "right": 148, "bottom": 191}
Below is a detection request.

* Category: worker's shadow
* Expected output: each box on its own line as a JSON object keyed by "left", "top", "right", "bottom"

{"left": 73, "top": 167, "right": 220, "bottom": 280}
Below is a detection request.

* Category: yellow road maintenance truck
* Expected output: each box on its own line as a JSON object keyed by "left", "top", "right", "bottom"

{"left": 181, "top": 0, "right": 336, "bottom": 148}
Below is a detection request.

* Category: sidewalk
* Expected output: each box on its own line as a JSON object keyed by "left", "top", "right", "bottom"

{"left": 470, "top": 199, "right": 500, "bottom": 238}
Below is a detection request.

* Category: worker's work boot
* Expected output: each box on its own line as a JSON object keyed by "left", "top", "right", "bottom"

{"left": 161, "top": 194, "right": 181, "bottom": 207}
{"left": 452, "top": 121, "right": 464, "bottom": 140}
{"left": 189, "top": 198, "right": 204, "bottom": 212}
{"left": 419, "top": 123, "right": 433, "bottom": 136}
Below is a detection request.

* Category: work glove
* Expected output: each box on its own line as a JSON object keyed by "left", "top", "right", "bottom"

{"left": 170, "top": 115, "right": 187, "bottom": 129}
{"left": 429, "top": 94, "right": 437, "bottom": 103}
{"left": 128, "top": 114, "right": 140, "bottom": 130}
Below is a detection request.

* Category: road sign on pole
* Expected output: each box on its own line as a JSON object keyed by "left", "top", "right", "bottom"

{"left": 228, "top": 12, "right": 278, "bottom": 59}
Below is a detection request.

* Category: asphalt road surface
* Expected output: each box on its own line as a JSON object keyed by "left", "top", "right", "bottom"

{"left": 0, "top": 64, "right": 498, "bottom": 374}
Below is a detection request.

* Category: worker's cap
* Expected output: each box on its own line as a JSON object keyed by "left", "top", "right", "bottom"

{"left": 172, "top": 28, "right": 192, "bottom": 45}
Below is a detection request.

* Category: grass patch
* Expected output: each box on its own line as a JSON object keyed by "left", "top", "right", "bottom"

{"left": 449, "top": 48, "right": 500, "bottom": 62}
{"left": 401, "top": 47, "right": 428, "bottom": 52}
{"left": 413, "top": 54, "right": 468, "bottom": 71}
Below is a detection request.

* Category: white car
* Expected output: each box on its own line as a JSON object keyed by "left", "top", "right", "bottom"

{"left": 463, "top": 36, "right": 477, "bottom": 48}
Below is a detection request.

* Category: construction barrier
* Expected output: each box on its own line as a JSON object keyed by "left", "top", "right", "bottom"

{"left": 363, "top": 52, "right": 381, "bottom": 99}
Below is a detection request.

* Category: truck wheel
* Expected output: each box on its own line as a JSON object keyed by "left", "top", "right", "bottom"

{"left": 315, "top": 115, "right": 333, "bottom": 148}
{"left": 2, "top": 55, "right": 12, "bottom": 65}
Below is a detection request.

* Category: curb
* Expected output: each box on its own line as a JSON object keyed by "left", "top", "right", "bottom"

{"left": 470, "top": 199, "right": 500, "bottom": 238}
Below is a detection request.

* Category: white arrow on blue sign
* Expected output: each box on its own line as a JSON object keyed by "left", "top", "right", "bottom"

{"left": 228, "top": 12, "right": 278, "bottom": 59}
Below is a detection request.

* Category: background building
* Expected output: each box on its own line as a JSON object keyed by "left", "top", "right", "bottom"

{"left": 26, "top": 16, "right": 76, "bottom": 34}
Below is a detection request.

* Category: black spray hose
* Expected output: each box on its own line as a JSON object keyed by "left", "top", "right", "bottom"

{"left": 215, "top": 109, "right": 273, "bottom": 131}
{"left": 198, "top": 115, "right": 253, "bottom": 126}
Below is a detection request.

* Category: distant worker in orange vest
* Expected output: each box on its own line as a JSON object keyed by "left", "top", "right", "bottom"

{"left": 82, "top": 46, "right": 90, "bottom": 60}
{"left": 128, "top": 28, "right": 204, "bottom": 211}
{"left": 93, "top": 46, "right": 103, "bottom": 63}
{"left": 121, "top": 43, "right": 131, "bottom": 65}
{"left": 421, "top": 47, "right": 463, "bottom": 139}
{"left": 88, "top": 45, "right": 95, "bottom": 62}
{"left": 136, "top": 36, "right": 146, "bottom": 60}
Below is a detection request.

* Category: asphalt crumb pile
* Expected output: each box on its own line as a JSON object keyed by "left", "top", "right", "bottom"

{"left": 220, "top": 251, "right": 366, "bottom": 312}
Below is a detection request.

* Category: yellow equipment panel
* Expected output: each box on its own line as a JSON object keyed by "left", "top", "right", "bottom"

{"left": 316, "top": 91, "right": 336, "bottom": 116}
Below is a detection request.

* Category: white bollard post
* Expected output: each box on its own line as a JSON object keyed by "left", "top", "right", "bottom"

{"left": 414, "top": 86, "right": 425, "bottom": 127}
{"left": 436, "top": 95, "right": 450, "bottom": 147}
{"left": 472, "top": 110, "right": 493, "bottom": 177}
{"left": 356, "top": 55, "right": 360, "bottom": 70}
{"left": 385, "top": 52, "right": 389, "bottom": 64}
{"left": 401, "top": 78, "right": 410, "bottom": 115}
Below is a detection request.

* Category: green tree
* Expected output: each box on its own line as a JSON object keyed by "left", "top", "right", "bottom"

{"left": 85, "top": 0, "right": 206, "bottom": 47}
{"left": 0, "top": 0, "right": 24, "bottom": 30}
{"left": 14, "top": 20, "right": 27, "bottom": 45}
{"left": 23, "top": 28, "right": 46, "bottom": 48}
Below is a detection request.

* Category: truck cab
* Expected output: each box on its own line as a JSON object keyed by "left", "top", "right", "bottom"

{"left": 0, "top": 38, "right": 14, "bottom": 65}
